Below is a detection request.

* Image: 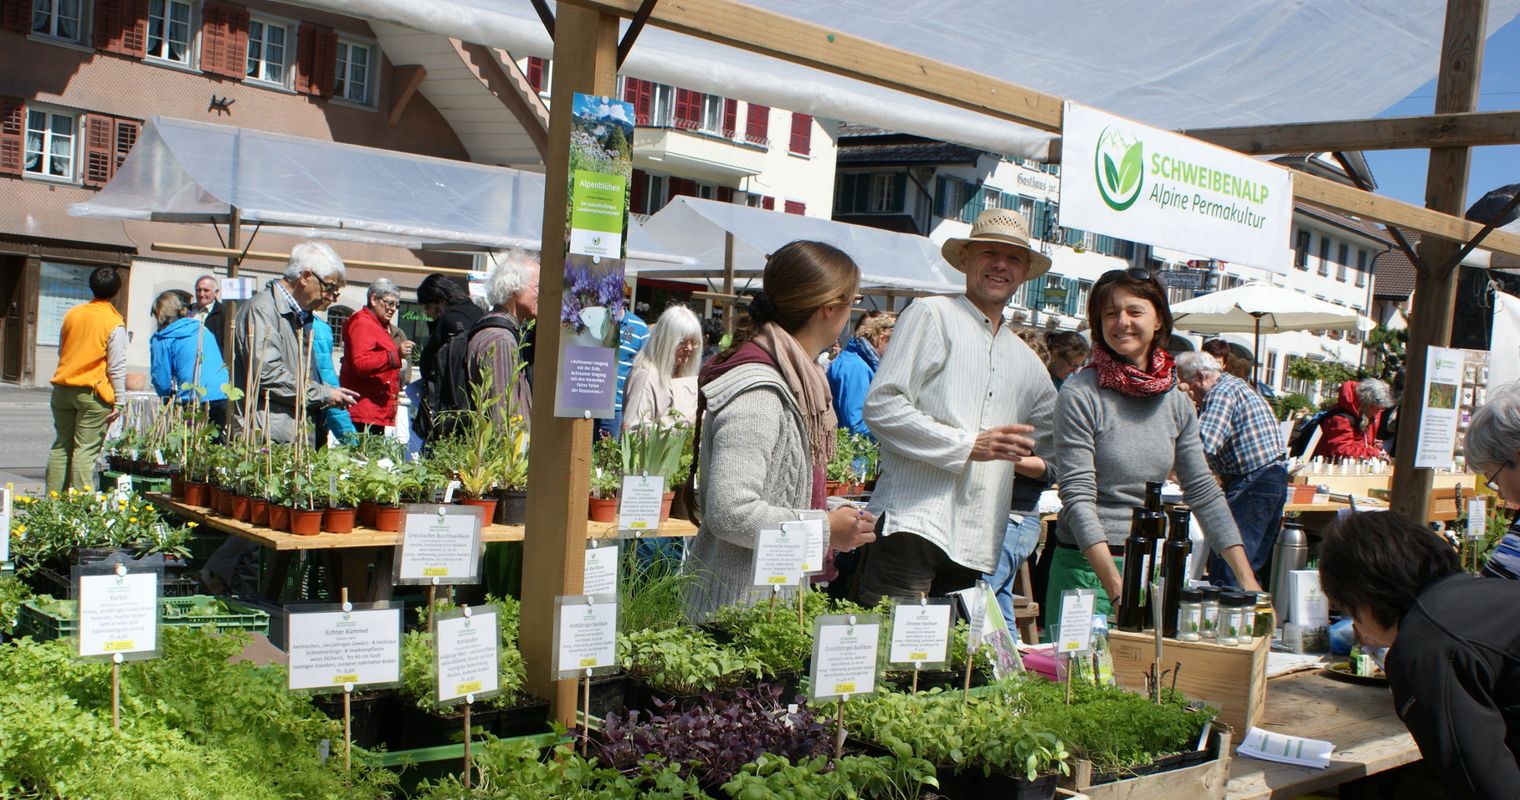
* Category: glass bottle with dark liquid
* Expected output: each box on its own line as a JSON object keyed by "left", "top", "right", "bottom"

{"left": 1160, "top": 506, "right": 1192, "bottom": 637}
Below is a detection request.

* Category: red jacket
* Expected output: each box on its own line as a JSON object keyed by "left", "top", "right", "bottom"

{"left": 341, "top": 306, "right": 401, "bottom": 426}
{"left": 1313, "top": 380, "right": 1386, "bottom": 461}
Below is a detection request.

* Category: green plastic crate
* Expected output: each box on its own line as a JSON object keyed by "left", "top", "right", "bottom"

{"left": 98, "top": 471, "right": 172, "bottom": 496}
{"left": 15, "top": 595, "right": 270, "bottom": 643}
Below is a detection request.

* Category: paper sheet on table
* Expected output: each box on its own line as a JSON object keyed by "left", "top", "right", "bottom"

{"left": 1237, "top": 726, "right": 1335, "bottom": 769}
{"left": 1266, "top": 652, "right": 1327, "bottom": 678}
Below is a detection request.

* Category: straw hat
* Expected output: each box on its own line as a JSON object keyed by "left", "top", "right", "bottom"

{"left": 940, "top": 209, "right": 1052, "bottom": 280}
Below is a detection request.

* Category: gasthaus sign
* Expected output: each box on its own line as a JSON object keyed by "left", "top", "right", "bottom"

{"left": 1058, "top": 101, "right": 1293, "bottom": 274}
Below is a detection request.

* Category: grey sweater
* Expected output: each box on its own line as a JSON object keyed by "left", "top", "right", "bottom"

{"left": 1053, "top": 369, "right": 1242, "bottom": 553}
{"left": 682, "top": 363, "right": 826, "bottom": 621}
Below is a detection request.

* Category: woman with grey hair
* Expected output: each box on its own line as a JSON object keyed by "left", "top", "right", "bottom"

{"left": 341, "top": 278, "right": 413, "bottom": 434}
{"left": 468, "top": 250, "right": 540, "bottom": 427}
{"left": 1313, "top": 378, "right": 1394, "bottom": 461}
{"left": 1467, "top": 384, "right": 1520, "bottom": 580}
{"left": 623, "top": 304, "right": 702, "bottom": 430}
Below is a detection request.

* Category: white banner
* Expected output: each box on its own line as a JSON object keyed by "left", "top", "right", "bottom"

{"left": 1415, "top": 346, "right": 1465, "bottom": 469}
{"left": 1491, "top": 291, "right": 1520, "bottom": 391}
{"left": 1059, "top": 102, "right": 1294, "bottom": 273}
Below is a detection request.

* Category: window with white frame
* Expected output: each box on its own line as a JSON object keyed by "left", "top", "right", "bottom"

{"left": 334, "top": 39, "right": 375, "bottom": 104}
{"left": 1355, "top": 250, "right": 1368, "bottom": 288}
{"left": 649, "top": 84, "right": 674, "bottom": 127}
{"left": 246, "top": 17, "right": 292, "bottom": 86}
{"left": 641, "top": 174, "right": 668, "bottom": 214}
{"left": 869, "top": 174, "right": 896, "bottom": 213}
{"left": 700, "top": 95, "right": 724, "bottom": 134}
{"left": 146, "top": 0, "right": 193, "bottom": 64}
{"left": 32, "top": 0, "right": 83, "bottom": 42}
{"left": 24, "top": 107, "right": 77, "bottom": 180}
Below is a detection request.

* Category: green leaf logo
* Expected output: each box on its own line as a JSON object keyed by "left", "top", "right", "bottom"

{"left": 1095, "top": 127, "right": 1144, "bottom": 211}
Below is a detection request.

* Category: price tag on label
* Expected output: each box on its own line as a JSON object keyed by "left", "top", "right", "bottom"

{"left": 395, "top": 505, "right": 482, "bottom": 584}
{"left": 888, "top": 600, "right": 952, "bottom": 666}
{"left": 789, "top": 518, "right": 828, "bottom": 575}
{"left": 436, "top": 606, "right": 500, "bottom": 705}
{"left": 618, "top": 475, "right": 664, "bottom": 532}
{"left": 752, "top": 527, "right": 805, "bottom": 587}
{"left": 77, "top": 570, "right": 160, "bottom": 660}
{"left": 810, "top": 614, "right": 881, "bottom": 701}
{"left": 553, "top": 595, "right": 619, "bottom": 679}
{"left": 287, "top": 606, "right": 403, "bottom": 691}
{"left": 1057, "top": 589, "right": 1097, "bottom": 654}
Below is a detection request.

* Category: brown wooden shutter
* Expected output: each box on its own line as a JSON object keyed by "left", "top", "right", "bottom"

{"left": 784, "top": 200, "right": 806, "bottom": 215}
{"left": 674, "top": 89, "right": 701, "bottom": 130}
{"left": 745, "top": 103, "right": 769, "bottom": 145}
{"left": 94, "top": 0, "right": 149, "bottom": 57}
{"left": 717, "top": 186, "right": 734, "bottom": 203}
{"left": 623, "top": 78, "right": 653, "bottom": 125}
{"left": 0, "top": 97, "right": 24, "bottom": 176}
{"left": 113, "top": 118, "right": 140, "bottom": 173}
{"left": 761, "top": 196, "right": 775, "bottom": 211}
{"left": 669, "top": 177, "right": 697, "bottom": 199}
{"left": 721, "top": 99, "right": 737, "bottom": 138}
{"left": 200, "top": 2, "right": 250, "bottom": 79}
{"left": 82, "top": 114, "right": 116, "bottom": 187}
{"left": 789, "top": 113, "right": 812, "bottom": 155}
{"left": 525, "top": 56, "right": 546, "bottom": 93}
{"left": 2, "top": 0, "right": 32, "bottom": 35}
{"left": 630, "top": 169, "right": 647, "bottom": 214}
{"left": 295, "top": 23, "right": 337, "bottom": 97}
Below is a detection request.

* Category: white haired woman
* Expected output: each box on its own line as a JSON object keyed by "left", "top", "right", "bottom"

{"left": 341, "top": 278, "right": 413, "bottom": 435}
{"left": 1467, "top": 384, "right": 1520, "bottom": 580}
{"left": 622, "top": 304, "right": 702, "bottom": 430}
{"left": 468, "top": 249, "right": 540, "bottom": 427}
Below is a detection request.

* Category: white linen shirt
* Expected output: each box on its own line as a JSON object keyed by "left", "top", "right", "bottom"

{"left": 863, "top": 294, "right": 1056, "bottom": 573}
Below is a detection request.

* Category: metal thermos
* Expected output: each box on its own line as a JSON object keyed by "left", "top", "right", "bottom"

{"left": 1270, "top": 523, "right": 1308, "bottom": 619}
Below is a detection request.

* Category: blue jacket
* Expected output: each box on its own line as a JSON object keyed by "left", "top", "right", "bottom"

{"left": 826, "top": 336, "right": 880, "bottom": 437}
{"left": 149, "top": 317, "right": 229, "bottom": 402}
{"left": 313, "top": 316, "right": 358, "bottom": 443}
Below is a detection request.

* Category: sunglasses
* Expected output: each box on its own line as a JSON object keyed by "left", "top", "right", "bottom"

{"left": 1101, "top": 267, "right": 1156, "bottom": 282}
{"left": 1486, "top": 458, "right": 1515, "bottom": 492}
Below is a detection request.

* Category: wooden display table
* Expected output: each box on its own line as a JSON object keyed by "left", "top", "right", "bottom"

{"left": 1292, "top": 472, "right": 1475, "bottom": 497}
{"left": 1226, "top": 670, "right": 1418, "bottom": 799}
{"left": 146, "top": 494, "right": 697, "bottom": 601}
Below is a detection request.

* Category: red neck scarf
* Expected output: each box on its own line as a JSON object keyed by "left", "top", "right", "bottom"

{"left": 1091, "top": 344, "right": 1176, "bottom": 397}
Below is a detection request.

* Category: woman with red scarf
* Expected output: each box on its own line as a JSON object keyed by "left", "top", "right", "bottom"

{"left": 1046, "top": 269, "right": 1261, "bottom": 628}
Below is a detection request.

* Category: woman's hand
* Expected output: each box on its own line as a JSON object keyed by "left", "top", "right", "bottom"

{"left": 1222, "top": 545, "right": 1264, "bottom": 593}
{"left": 828, "top": 506, "right": 877, "bottom": 552}
{"left": 1083, "top": 542, "right": 1124, "bottom": 604}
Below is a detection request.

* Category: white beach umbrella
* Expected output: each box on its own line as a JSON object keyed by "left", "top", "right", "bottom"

{"left": 1171, "top": 282, "right": 1364, "bottom": 382}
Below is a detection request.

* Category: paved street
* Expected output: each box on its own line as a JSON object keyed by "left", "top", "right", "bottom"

{"left": 0, "top": 384, "right": 52, "bottom": 495}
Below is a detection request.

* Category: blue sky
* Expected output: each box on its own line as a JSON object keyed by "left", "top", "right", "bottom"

{"left": 1364, "top": 15, "right": 1520, "bottom": 211}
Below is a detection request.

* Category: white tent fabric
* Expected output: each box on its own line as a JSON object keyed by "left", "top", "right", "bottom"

{"left": 276, "top": 0, "right": 1520, "bottom": 160}
{"left": 68, "top": 116, "right": 685, "bottom": 263}
{"left": 1171, "top": 283, "right": 1363, "bottom": 334}
{"left": 634, "top": 197, "right": 963, "bottom": 293}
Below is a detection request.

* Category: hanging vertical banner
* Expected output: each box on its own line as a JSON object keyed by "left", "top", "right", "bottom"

{"left": 1490, "top": 291, "right": 1520, "bottom": 391}
{"left": 1415, "top": 346, "right": 1465, "bottom": 469}
{"left": 1059, "top": 102, "right": 1294, "bottom": 273}
{"left": 555, "top": 93, "right": 635, "bottom": 419}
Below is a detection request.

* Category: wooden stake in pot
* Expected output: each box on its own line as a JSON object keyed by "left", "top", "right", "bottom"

{"left": 340, "top": 586, "right": 352, "bottom": 772}
{"left": 111, "top": 652, "right": 122, "bottom": 731}
{"left": 462, "top": 694, "right": 474, "bottom": 789}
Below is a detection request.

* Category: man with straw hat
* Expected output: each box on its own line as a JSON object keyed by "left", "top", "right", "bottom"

{"left": 855, "top": 209, "right": 1058, "bottom": 606}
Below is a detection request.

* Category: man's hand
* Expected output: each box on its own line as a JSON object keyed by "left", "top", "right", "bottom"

{"left": 400, "top": 340, "right": 415, "bottom": 358}
{"left": 327, "top": 386, "right": 360, "bottom": 408}
{"left": 969, "top": 424, "right": 1037, "bottom": 462}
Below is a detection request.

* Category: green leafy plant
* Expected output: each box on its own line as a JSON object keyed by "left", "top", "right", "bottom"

{"left": 400, "top": 596, "right": 529, "bottom": 714}
{"left": 619, "top": 626, "right": 765, "bottom": 696}
{"left": 9, "top": 489, "right": 193, "bottom": 569}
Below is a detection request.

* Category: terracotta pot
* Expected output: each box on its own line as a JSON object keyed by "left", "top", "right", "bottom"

{"left": 323, "top": 506, "right": 356, "bottom": 534}
{"left": 660, "top": 491, "right": 675, "bottom": 522}
{"left": 373, "top": 504, "right": 405, "bottom": 532}
{"left": 289, "top": 508, "right": 324, "bottom": 536}
{"left": 249, "top": 497, "right": 269, "bottom": 527}
{"left": 825, "top": 480, "right": 844, "bottom": 497}
{"left": 268, "top": 503, "right": 291, "bottom": 532}
{"left": 458, "top": 496, "right": 497, "bottom": 523}
{"left": 218, "top": 487, "right": 235, "bottom": 516}
{"left": 230, "top": 494, "right": 251, "bottom": 522}
{"left": 1290, "top": 483, "right": 1317, "bottom": 504}
{"left": 588, "top": 496, "right": 618, "bottom": 523}
{"left": 170, "top": 474, "right": 186, "bottom": 500}
{"left": 207, "top": 485, "right": 224, "bottom": 512}
{"left": 183, "top": 481, "right": 209, "bottom": 507}
{"left": 494, "top": 489, "right": 528, "bottom": 526}
{"left": 357, "top": 500, "right": 378, "bottom": 528}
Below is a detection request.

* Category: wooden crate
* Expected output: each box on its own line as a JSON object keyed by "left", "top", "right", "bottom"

{"left": 1106, "top": 631, "right": 1267, "bottom": 734}
{"left": 1064, "top": 729, "right": 1232, "bottom": 800}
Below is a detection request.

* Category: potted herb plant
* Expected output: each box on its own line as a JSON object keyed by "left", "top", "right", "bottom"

{"left": 587, "top": 432, "right": 621, "bottom": 522}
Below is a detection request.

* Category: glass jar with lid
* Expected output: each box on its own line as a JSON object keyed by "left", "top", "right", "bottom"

{"left": 1177, "top": 587, "right": 1203, "bottom": 642}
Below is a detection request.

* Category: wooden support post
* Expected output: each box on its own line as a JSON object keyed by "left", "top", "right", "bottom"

{"left": 1392, "top": 0, "right": 1487, "bottom": 524}
{"left": 519, "top": 4, "right": 619, "bottom": 727}
{"left": 222, "top": 207, "right": 241, "bottom": 367}
{"left": 722, "top": 231, "right": 736, "bottom": 336}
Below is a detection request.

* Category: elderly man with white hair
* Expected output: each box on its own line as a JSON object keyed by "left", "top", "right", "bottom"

{"left": 1465, "top": 384, "right": 1520, "bottom": 580}
{"left": 467, "top": 249, "right": 540, "bottom": 426}
{"left": 341, "top": 278, "right": 413, "bottom": 436}
{"left": 231, "top": 242, "right": 359, "bottom": 443}
{"left": 1177, "top": 351, "right": 1289, "bottom": 587}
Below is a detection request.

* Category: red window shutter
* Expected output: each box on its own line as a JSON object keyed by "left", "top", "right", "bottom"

{"left": 761, "top": 196, "right": 775, "bottom": 211}
{"left": 717, "top": 187, "right": 734, "bottom": 203}
{"left": 0, "top": 97, "right": 24, "bottom": 177}
{"left": 789, "top": 113, "right": 812, "bottom": 155}
{"left": 2, "top": 0, "right": 31, "bottom": 35}
{"left": 784, "top": 200, "right": 806, "bottom": 216}
{"left": 745, "top": 103, "right": 769, "bottom": 145}
{"left": 670, "top": 178, "right": 698, "bottom": 199}
{"left": 630, "top": 169, "right": 648, "bottom": 213}
{"left": 622, "top": 78, "right": 652, "bottom": 125}
{"left": 113, "top": 118, "right": 140, "bottom": 173}
{"left": 200, "top": 2, "right": 249, "bottom": 80}
{"left": 721, "top": 99, "right": 737, "bottom": 138}
{"left": 82, "top": 114, "right": 116, "bottom": 187}
{"left": 95, "top": 0, "right": 149, "bottom": 57}
{"left": 525, "top": 57, "right": 546, "bottom": 93}
{"left": 295, "top": 23, "right": 337, "bottom": 97}
{"left": 674, "top": 89, "right": 701, "bottom": 130}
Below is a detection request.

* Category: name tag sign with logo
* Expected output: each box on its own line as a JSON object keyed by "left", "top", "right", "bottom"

{"left": 810, "top": 614, "right": 882, "bottom": 702}
{"left": 887, "top": 598, "right": 953, "bottom": 668}
{"left": 76, "top": 564, "right": 161, "bottom": 661}
{"left": 1059, "top": 101, "right": 1294, "bottom": 274}
{"left": 286, "top": 603, "right": 403, "bottom": 693}
{"left": 753, "top": 527, "right": 805, "bottom": 588}
{"left": 434, "top": 605, "right": 501, "bottom": 706}
{"left": 395, "top": 505, "right": 484, "bottom": 585}
{"left": 618, "top": 475, "right": 664, "bottom": 533}
{"left": 553, "top": 594, "right": 620, "bottom": 680}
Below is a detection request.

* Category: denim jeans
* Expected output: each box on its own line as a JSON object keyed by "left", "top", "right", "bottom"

{"left": 986, "top": 513, "right": 1044, "bottom": 631}
{"left": 1207, "top": 462, "right": 1288, "bottom": 587}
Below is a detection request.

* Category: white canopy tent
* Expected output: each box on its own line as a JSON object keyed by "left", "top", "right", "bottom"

{"left": 1171, "top": 282, "right": 1369, "bottom": 382}
{"left": 633, "top": 196, "right": 963, "bottom": 294}
{"left": 68, "top": 116, "right": 686, "bottom": 265}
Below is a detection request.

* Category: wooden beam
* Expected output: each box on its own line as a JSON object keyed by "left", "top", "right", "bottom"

{"left": 1392, "top": 0, "right": 1488, "bottom": 524}
{"left": 1293, "top": 172, "right": 1520, "bottom": 256}
{"left": 448, "top": 40, "right": 551, "bottom": 162}
{"left": 1179, "top": 109, "right": 1520, "bottom": 154}
{"left": 518, "top": 4, "right": 619, "bottom": 726}
{"left": 388, "top": 64, "right": 428, "bottom": 125}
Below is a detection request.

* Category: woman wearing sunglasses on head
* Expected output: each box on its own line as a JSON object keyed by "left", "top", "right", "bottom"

{"left": 1046, "top": 268, "right": 1261, "bottom": 628}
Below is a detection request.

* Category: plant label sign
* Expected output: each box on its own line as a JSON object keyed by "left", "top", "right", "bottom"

{"left": 287, "top": 606, "right": 402, "bottom": 692}
{"left": 888, "top": 600, "right": 952, "bottom": 667}
{"left": 553, "top": 594, "right": 619, "bottom": 679}
{"left": 618, "top": 475, "right": 664, "bottom": 532}
{"left": 395, "top": 505, "right": 483, "bottom": 585}
{"left": 787, "top": 518, "right": 828, "bottom": 575}
{"left": 435, "top": 606, "right": 500, "bottom": 706}
{"left": 1057, "top": 589, "right": 1097, "bottom": 655}
{"left": 0, "top": 484, "right": 11, "bottom": 563}
{"left": 810, "top": 614, "right": 881, "bottom": 701}
{"left": 582, "top": 541, "right": 620, "bottom": 596}
{"left": 1468, "top": 498, "right": 1488, "bottom": 539}
{"left": 752, "top": 527, "right": 804, "bottom": 587}
{"left": 77, "top": 569, "right": 160, "bottom": 660}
